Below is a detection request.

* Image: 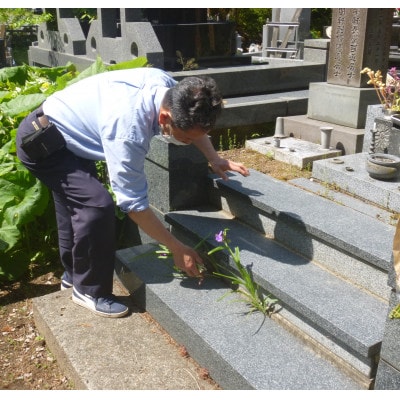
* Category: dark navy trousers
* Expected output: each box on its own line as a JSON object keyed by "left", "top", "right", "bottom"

{"left": 16, "top": 107, "right": 116, "bottom": 297}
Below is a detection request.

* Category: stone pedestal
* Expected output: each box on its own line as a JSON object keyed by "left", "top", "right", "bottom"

{"left": 307, "top": 82, "right": 378, "bottom": 129}
{"left": 144, "top": 136, "right": 210, "bottom": 213}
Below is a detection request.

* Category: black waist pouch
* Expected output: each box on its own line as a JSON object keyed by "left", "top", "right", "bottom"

{"left": 21, "top": 122, "right": 66, "bottom": 161}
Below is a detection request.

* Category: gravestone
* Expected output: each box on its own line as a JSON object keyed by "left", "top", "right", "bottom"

{"left": 29, "top": 8, "right": 164, "bottom": 71}
{"left": 327, "top": 9, "right": 391, "bottom": 87}
{"left": 28, "top": 8, "right": 242, "bottom": 71}
{"left": 307, "top": 8, "right": 393, "bottom": 129}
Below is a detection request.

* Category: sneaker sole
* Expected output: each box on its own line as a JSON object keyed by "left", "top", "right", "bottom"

{"left": 72, "top": 292, "right": 129, "bottom": 318}
{"left": 61, "top": 281, "right": 73, "bottom": 291}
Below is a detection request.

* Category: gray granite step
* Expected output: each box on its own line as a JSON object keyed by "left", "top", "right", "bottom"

{"left": 165, "top": 208, "right": 387, "bottom": 378}
{"left": 171, "top": 61, "right": 324, "bottom": 97}
{"left": 312, "top": 153, "right": 400, "bottom": 214}
{"left": 208, "top": 169, "right": 394, "bottom": 300}
{"left": 170, "top": 62, "right": 324, "bottom": 129}
{"left": 113, "top": 159, "right": 394, "bottom": 389}
{"left": 289, "top": 177, "right": 396, "bottom": 226}
{"left": 115, "top": 243, "right": 365, "bottom": 390}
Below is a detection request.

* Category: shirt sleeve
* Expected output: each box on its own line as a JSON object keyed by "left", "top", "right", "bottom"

{"left": 100, "top": 85, "right": 154, "bottom": 213}
{"left": 102, "top": 136, "right": 149, "bottom": 213}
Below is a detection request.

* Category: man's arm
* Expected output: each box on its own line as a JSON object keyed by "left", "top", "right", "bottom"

{"left": 192, "top": 134, "right": 250, "bottom": 180}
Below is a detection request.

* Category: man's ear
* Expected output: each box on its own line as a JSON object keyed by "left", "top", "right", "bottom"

{"left": 159, "top": 108, "right": 172, "bottom": 125}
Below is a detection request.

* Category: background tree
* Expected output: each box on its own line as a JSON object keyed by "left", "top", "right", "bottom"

{"left": 0, "top": 9, "right": 52, "bottom": 66}
{"left": 0, "top": 8, "right": 52, "bottom": 29}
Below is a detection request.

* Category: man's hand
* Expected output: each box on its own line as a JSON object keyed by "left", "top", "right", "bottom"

{"left": 192, "top": 135, "right": 250, "bottom": 181}
{"left": 129, "top": 208, "right": 205, "bottom": 279}
{"left": 169, "top": 242, "right": 204, "bottom": 278}
{"left": 209, "top": 157, "right": 250, "bottom": 181}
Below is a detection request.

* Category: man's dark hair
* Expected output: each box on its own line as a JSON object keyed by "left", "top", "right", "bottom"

{"left": 162, "top": 75, "right": 223, "bottom": 131}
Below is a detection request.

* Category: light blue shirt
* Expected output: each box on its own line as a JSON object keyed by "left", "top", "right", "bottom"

{"left": 43, "top": 68, "right": 176, "bottom": 213}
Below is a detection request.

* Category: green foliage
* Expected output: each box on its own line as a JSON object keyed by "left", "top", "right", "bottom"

{"left": 264, "top": 151, "right": 274, "bottom": 161}
{"left": 310, "top": 8, "right": 332, "bottom": 38}
{"left": 234, "top": 9, "right": 271, "bottom": 48}
{"left": 389, "top": 303, "right": 400, "bottom": 319}
{"left": 0, "top": 56, "right": 149, "bottom": 282}
{"left": 217, "top": 129, "right": 240, "bottom": 151}
{"left": 104, "top": 57, "right": 148, "bottom": 71}
{"left": 0, "top": 8, "right": 52, "bottom": 29}
{"left": 71, "top": 9, "right": 97, "bottom": 23}
{"left": 209, "top": 8, "right": 270, "bottom": 49}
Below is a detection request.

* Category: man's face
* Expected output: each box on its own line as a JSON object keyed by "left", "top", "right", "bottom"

{"left": 161, "top": 123, "right": 209, "bottom": 145}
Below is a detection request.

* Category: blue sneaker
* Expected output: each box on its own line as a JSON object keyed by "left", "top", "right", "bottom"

{"left": 72, "top": 287, "right": 129, "bottom": 318}
{"left": 61, "top": 271, "right": 73, "bottom": 290}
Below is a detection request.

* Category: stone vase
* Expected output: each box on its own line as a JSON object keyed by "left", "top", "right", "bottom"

{"left": 320, "top": 126, "right": 333, "bottom": 149}
{"left": 382, "top": 108, "right": 397, "bottom": 120}
{"left": 366, "top": 153, "right": 400, "bottom": 180}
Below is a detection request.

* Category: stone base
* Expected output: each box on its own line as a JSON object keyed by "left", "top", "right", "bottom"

{"left": 246, "top": 136, "right": 342, "bottom": 169}
{"left": 307, "top": 82, "right": 379, "bottom": 129}
{"left": 277, "top": 114, "right": 364, "bottom": 155}
{"left": 312, "top": 152, "right": 400, "bottom": 213}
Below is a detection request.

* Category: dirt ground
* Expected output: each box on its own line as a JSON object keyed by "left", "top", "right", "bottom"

{"left": 0, "top": 148, "right": 311, "bottom": 390}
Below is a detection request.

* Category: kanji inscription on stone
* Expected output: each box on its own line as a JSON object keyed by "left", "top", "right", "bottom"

{"left": 327, "top": 8, "right": 392, "bottom": 88}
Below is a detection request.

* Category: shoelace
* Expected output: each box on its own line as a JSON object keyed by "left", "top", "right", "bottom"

{"left": 98, "top": 295, "right": 117, "bottom": 306}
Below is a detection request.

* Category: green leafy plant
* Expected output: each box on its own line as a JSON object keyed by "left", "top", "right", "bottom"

{"left": 389, "top": 303, "right": 400, "bottom": 319}
{"left": 0, "top": 8, "right": 52, "bottom": 30}
{"left": 265, "top": 150, "right": 274, "bottom": 161}
{"left": 176, "top": 50, "right": 198, "bottom": 71}
{"left": 218, "top": 128, "right": 239, "bottom": 151}
{"left": 155, "top": 228, "right": 277, "bottom": 316}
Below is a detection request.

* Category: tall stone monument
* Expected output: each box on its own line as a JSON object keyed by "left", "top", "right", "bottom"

{"left": 307, "top": 8, "right": 393, "bottom": 129}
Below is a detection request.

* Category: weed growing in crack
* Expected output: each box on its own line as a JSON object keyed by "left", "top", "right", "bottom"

{"left": 208, "top": 228, "right": 277, "bottom": 316}
{"left": 155, "top": 228, "right": 277, "bottom": 316}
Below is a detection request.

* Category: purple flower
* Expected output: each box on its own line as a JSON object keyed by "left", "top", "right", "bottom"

{"left": 215, "top": 231, "right": 224, "bottom": 243}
